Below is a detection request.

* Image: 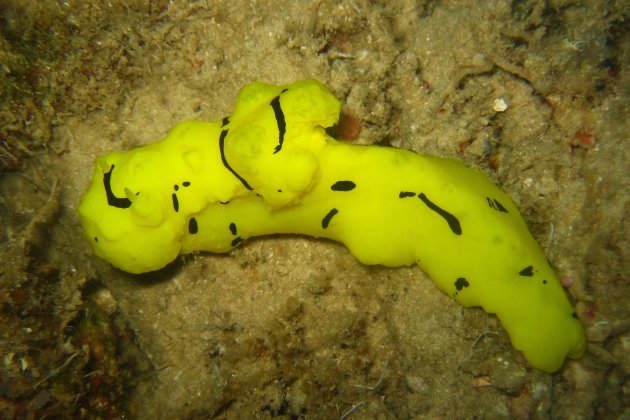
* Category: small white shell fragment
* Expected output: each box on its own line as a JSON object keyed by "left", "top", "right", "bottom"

{"left": 492, "top": 98, "right": 508, "bottom": 112}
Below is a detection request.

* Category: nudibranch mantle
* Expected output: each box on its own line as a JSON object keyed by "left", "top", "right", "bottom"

{"left": 78, "top": 79, "right": 586, "bottom": 372}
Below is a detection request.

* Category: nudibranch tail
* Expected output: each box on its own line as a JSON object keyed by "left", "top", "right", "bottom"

{"left": 78, "top": 79, "right": 586, "bottom": 372}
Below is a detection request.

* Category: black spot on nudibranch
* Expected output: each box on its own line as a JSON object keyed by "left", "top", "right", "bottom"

{"left": 188, "top": 217, "right": 198, "bottom": 234}
{"left": 228, "top": 221, "right": 242, "bottom": 246}
{"left": 172, "top": 193, "right": 179, "bottom": 212}
{"left": 542, "top": 279, "right": 548, "bottom": 285}
{"left": 219, "top": 128, "right": 253, "bottom": 190}
{"left": 174, "top": 184, "right": 179, "bottom": 191}
{"left": 183, "top": 181, "right": 191, "bottom": 187}
{"left": 572, "top": 312, "right": 578, "bottom": 319}
{"left": 399, "top": 191, "right": 416, "bottom": 198}
{"left": 322, "top": 208, "right": 339, "bottom": 229}
{"left": 455, "top": 277, "right": 470, "bottom": 291}
{"left": 331, "top": 181, "right": 356, "bottom": 191}
{"left": 418, "top": 193, "right": 462, "bottom": 235}
{"left": 94, "top": 237, "right": 98, "bottom": 242}
{"left": 453, "top": 277, "right": 470, "bottom": 296}
{"left": 519, "top": 265, "right": 534, "bottom": 277}
{"left": 103, "top": 165, "right": 132, "bottom": 209}
{"left": 222, "top": 117, "right": 229, "bottom": 127}
{"left": 270, "top": 93, "right": 287, "bottom": 154}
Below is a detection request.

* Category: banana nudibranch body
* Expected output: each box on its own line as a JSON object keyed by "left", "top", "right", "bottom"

{"left": 78, "top": 79, "right": 586, "bottom": 372}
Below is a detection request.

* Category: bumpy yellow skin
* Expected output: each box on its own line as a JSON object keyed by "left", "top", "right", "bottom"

{"left": 78, "top": 79, "right": 586, "bottom": 372}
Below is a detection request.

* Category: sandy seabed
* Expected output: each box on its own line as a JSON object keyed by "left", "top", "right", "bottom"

{"left": 0, "top": 1, "right": 628, "bottom": 418}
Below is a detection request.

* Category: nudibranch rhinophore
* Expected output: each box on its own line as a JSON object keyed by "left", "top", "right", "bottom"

{"left": 78, "top": 79, "right": 586, "bottom": 372}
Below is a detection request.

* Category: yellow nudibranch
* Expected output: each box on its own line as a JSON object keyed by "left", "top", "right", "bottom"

{"left": 78, "top": 79, "right": 586, "bottom": 372}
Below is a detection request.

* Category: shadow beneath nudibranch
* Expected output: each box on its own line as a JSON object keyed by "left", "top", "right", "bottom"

{"left": 125, "top": 259, "right": 183, "bottom": 286}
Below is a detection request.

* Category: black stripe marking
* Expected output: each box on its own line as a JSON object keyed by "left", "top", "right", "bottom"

{"left": 229, "top": 222, "right": 237, "bottom": 235}
{"left": 322, "top": 208, "right": 339, "bottom": 229}
{"left": 222, "top": 117, "right": 229, "bottom": 127}
{"left": 331, "top": 180, "right": 356, "bottom": 191}
{"left": 418, "top": 193, "right": 462, "bottom": 235}
{"left": 487, "top": 197, "right": 509, "bottom": 213}
{"left": 399, "top": 191, "right": 416, "bottom": 198}
{"left": 219, "top": 128, "right": 253, "bottom": 190}
{"left": 188, "top": 217, "right": 198, "bottom": 234}
{"left": 519, "top": 265, "right": 534, "bottom": 277}
{"left": 172, "top": 193, "right": 179, "bottom": 212}
{"left": 103, "top": 165, "right": 132, "bottom": 209}
{"left": 270, "top": 95, "right": 287, "bottom": 154}
{"left": 231, "top": 237, "right": 243, "bottom": 247}
{"left": 494, "top": 199, "right": 509, "bottom": 213}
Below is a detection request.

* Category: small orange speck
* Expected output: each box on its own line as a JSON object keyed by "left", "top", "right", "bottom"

{"left": 573, "top": 130, "right": 594, "bottom": 146}
{"left": 191, "top": 57, "right": 204, "bottom": 71}
{"left": 327, "top": 113, "right": 362, "bottom": 141}
{"left": 473, "top": 376, "right": 492, "bottom": 387}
